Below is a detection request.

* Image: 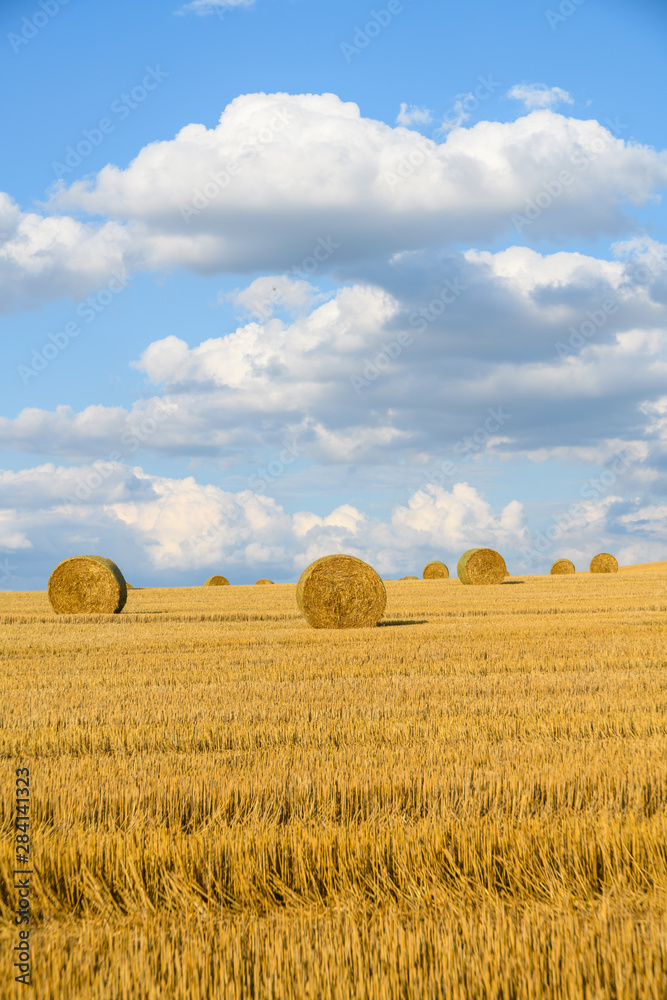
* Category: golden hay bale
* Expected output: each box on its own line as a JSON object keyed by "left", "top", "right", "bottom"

{"left": 400, "top": 576, "right": 420, "bottom": 580}
{"left": 48, "top": 555, "right": 127, "bottom": 614}
{"left": 255, "top": 579, "right": 274, "bottom": 585}
{"left": 423, "top": 561, "right": 449, "bottom": 580}
{"left": 127, "top": 583, "right": 134, "bottom": 589}
{"left": 457, "top": 548, "right": 506, "bottom": 585}
{"left": 204, "top": 576, "right": 230, "bottom": 586}
{"left": 551, "top": 559, "right": 575, "bottom": 575}
{"left": 297, "top": 554, "right": 386, "bottom": 629}
{"left": 590, "top": 552, "right": 619, "bottom": 574}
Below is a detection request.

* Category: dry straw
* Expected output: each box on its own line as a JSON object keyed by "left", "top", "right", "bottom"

{"left": 551, "top": 559, "right": 575, "bottom": 575}
{"left": 255, "top": 579, "right": 274, "bottom": 585}
{"left": 457, "top": 548, "right": 506, "bottom": 585}
{"left": 423, "top": 561, "right": 449, "bottom": 579}
{"left": 400, "top": 576, "right": 420, "bottom": 581}
{"left": 590, "top": 552, "right": 619, "bottom": 573}
{"left": 204, "top": 576, "right": 230, "bottom": 586}
{"left": 48, "top": 555, "right": 127, "bottom": 614}
{"left": 296, "top": 554, "right": 387, "bottom": 629}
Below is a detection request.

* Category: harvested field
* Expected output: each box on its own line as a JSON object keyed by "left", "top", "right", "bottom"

{"left": 1, "top": 563, "right": 666, "bottom": 999}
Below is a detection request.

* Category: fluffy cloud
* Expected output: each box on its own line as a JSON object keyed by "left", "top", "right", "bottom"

{"left": 2, "top": 243, "right": 666, "bottom": 473}
{"left": 48, "top": 94, "right": 667, "bottom": 272}
{"left": 0, "top": 193, "right": 132, "bottom": 313}
{"left": 2, "top": 94, "right": 666, "bottom": 311}
{"left": 224, "top": 275, "right": 331, "bottom": 319}
{"left": 396, "top": 103, "right": 433, "bottom": 126}
{"left": 508, "top": 84, "right": 574, "bottom": 110}
{"left": 1, "top": 460, "right": 664, "bottom": 590}
{"left": 0, "top": 461, "right": 527, "bottom": 586}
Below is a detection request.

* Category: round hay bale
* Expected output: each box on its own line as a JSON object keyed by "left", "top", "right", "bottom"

{"left": 551, "top": 559, "right": 575, "bottom": 575}
{"left": 399, "top": 576, "right": 420, "bottom": 580}
{"left": 297, "top": 554, "right": 386, "bottom": 629}
{"left": 590, "top": 552, "right": 618, "bottom": 574}
{"left": 423, "top": 561, "right": 449, "bottom": 580}
{"left": 457, "top": 548, "right": 506, "bottom": 586}
{"left": 127, "top": 583, "right": 134, "bottom": 589}
{"left": 255, "top": 578, "right": 274, "bottom": 585}
{"left": 204, "top": 576, "right": 230, "bottom": 586}
{"left": 48, "top": 555, "right": 127, "bottom": 614}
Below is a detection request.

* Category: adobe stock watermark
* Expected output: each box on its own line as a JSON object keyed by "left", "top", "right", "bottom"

{"left": 349, "top": 332, "right": 413, "bottom": 394}
{"left": 545, "top": 0, "right": 586, "bottom": 31}
{"left": 340, "top": 0, "right": 415, "bottom": 63}
{"left": 212, "top": 0, "right": 253, "bottom": 21}
{"left": 438, "top": 74, "right": 501, "bottom": 133}
{"left": 408, "top": 406, "right": 512, "bottom": 510}
{"left": 0, "top": 557, "right": 18, "bottom": 587}
{"left": 188, "top": 438, "right": 305, "bottom": 555}
{"left": 18, "top": 272, "right": 132, "bottom": 385}
{"left": 350, "top": 274, "right": 468, "bottom": 393}
{"left": 523, "top": 448, "right": 634, "bottom": 560}
{"left": 554, "top": 243, "right": 664, "bottom": 359}
{"left": 179, "top": 107, "right": 293, "bottom": 222}
{"left": 511, "top": 116, "right": 628, "bottom": 234}
{"left": 384, "top": 74, "right": 500, "bottom": 190}
{"left": 251, "top": 236, "right": 341, "bottom": 321}
{"left": 7, "top": 0, "right": 71, "bottom": 54}
{"left": 409, "top": 275, "right": 468, "bottom": 333}
{"left": 51, "top": 66, "right": 169, "bottom": 179}
{"left": 60, "top": 400, "right": 178, "bottom": 511}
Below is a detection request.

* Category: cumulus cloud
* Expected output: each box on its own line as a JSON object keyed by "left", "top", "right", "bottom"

{"left": 1, "top": 460, "right": 664, "bottom": 590}
{"left": 224, "top": 275, "right": 330, "bottom": 319}
{"left": 1, "top": 94, "right": 666, "bottom": 311}
{"left": 508, "top": 84, "right": 574, "bottom": 110}
{"left": 2, "top": 244, "right": 666, "bottom": 475}
{"left": 396, "top": 103, "right": 432, "bottom": 127}
{"left": 0, "top": 193, "right": 132, "bottom": 313}
{"left": 47, "top": 94, "right": 667, "bottom": 273}
{"left": 0, "top": 461, "right": 528, "bottom": 586}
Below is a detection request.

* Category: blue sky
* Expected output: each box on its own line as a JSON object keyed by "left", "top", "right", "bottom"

{"left": 1, "top": 0, "right": 666, "bottom": 588}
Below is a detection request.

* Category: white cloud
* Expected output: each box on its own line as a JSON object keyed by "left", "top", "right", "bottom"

{"left": 396, "top": 103, "right": 432, "bottom": 127}
{"left": 392, "top": 483, "right": 528, "bottom": 549}
{"left": 1, "top": 459, "right": 664, "bottom": 590}
{"left": 177, "top": 0, "right": 254, "bottom": 15}
{"left": 438, "top": 94, "right": 476, "bottom": 133}
{"left": 225, "top": 275, "right": 330, "bottom": 319}
{"left": 508, "top": 84, "right": 574, "bottom": 110}
{"left": 0, "top": 511, "right": 31, "bottom": 550}
{"left": 45, "top": 94, "right": 667, "bottom": 277}
{"left": 1, "top": 95, "right": 665, "bottom": 311}
{"left": 0, "top": 462, "right": 528, "bottom": 584}
{"left": 2, "top": 244, "right": 666, "bottom": 473}
{"left": 0, "top": 192, "right": 132, "bottom": 313}
{"left": 620, "top": 502, "right": 667, "bottom": 534}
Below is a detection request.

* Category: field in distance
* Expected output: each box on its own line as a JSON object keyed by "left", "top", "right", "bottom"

{"left": 1, "top": 562, "right": 666, "bottom": 998}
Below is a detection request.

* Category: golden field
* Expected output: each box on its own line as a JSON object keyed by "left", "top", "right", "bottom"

{"left": 1, "top": 561, "right": 666, "bottom": 999}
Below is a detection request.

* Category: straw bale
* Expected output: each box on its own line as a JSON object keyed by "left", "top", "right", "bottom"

{"left": 204, "top": 576, "right": 230, "bottom": 586}
{"left": 296, "top": 554, "right": 386, "bottom": 628}
{"left": 255, "top": 579, "right": 274, "bottom": 585}
{"left": 590, "top": 552, "right": 618, "bottom": 574}
{"left": 48, "top": 555, "right": 127, "bottom": 614}
{"left": 423, "top": 561, "right": 449, "bottom": 579}
{"left": 457, "top": 548, "right": 506, "bottom": 585}
{"left": 551, "top": 559, "right": 575, "bottom": 575}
